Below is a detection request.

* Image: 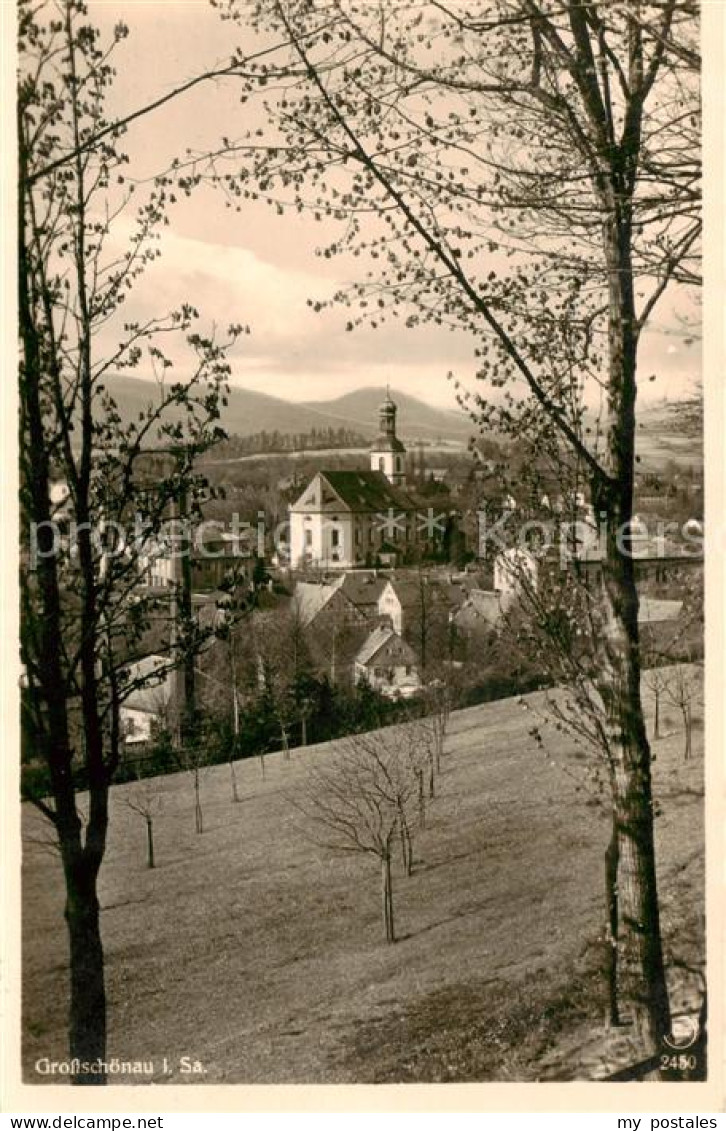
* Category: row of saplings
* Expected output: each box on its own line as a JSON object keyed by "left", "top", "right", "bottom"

{"left": 293, "top": 707, "right": 448, "bottom": 943}
{"left": 119, "top": 683, "right": 447, "bottom": 940}
{"left": 122, "top": 659, "right": 702, "bottom": 946}
{"left": 122, "top": 687, "right": 451, "bottom": 943}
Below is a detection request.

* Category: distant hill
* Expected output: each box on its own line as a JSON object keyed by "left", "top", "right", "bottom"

{"left": 302, "top": 387, "right": 474, "bottom": 442}
{"left": 102, "top": 375, "right": 474, "bottom": 445}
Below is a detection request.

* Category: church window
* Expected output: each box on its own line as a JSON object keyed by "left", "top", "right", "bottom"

{"left": 331, "top": 529, "right": 340, "bottom": 547}
{"left": 378, "top": 457, "right": 385, "bottom": 472}
{"left": 305, "top": 529, "right": 312, "bottom": 547}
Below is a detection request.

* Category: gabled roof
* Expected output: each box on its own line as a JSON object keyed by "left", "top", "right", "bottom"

{"left": 437, "top": 581, "right": 476, "bottom": 609}
{"left": 355, "top": 625, "right": 416, "bottom": 667}
{"left": 336, "top": 571, "right": 388, "bottom": 608}
{"left": 293, "top": 581, "right": 342, "bottom": 627}
{"left": 380, "top": 575, "right": 451, "bottom": 609}
{"left": 320, "top": 470, "right": 416, "bottom": 512}
{"left": 122, "top": 654, "right": 175, "bottom": 715}
{"left": 379, "top": 577, "right": 421, "bottom": 608}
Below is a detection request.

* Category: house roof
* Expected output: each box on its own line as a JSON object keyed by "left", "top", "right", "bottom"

{"left": 320, "top": 470, "right": 416, "bottom": 513}
{"left": 335, "top": 571, "right": 388, "bottom": 608}
{"left": 293, "top": 581, "right": 341, "bottom": 627}
{"left": 122, "top": 654, "right": 175, "bottom": 714}
{"left": 355, "top": 625, "right": 416, "bottom": 667}
{"left": 453, "top": 589, "right": 502, "bottom": 627}
{"left": 437, "top": 580, "right": 478, "bottom": 608}
{"left": 380, "top": 576, "right": 450, "bottom": 609}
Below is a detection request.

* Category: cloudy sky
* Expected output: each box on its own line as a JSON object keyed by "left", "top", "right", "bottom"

{"left": 88, "top": 0, "right": 701, "bottom": 411}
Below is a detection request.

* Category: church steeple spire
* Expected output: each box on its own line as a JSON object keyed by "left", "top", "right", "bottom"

{"left": 371, "top": 386, "right": 406, "bottom": 486}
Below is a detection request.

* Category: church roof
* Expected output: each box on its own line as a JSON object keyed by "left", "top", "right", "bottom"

{"left": 321, "top": 470, "right": 416, "bottom": 512}
{"left": 370, "top": 433, "right": 406, "bottom": 453}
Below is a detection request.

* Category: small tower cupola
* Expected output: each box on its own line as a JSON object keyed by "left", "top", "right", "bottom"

{"left": 379, "top": 389, "right": 397, "bottom": 437}
{"left": 370, "top": 385, "right": 406, "bottom": 486}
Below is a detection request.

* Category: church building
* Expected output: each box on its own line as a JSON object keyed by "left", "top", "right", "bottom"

{"left": 289, "top": 391, "right": 423, "bottom": 569}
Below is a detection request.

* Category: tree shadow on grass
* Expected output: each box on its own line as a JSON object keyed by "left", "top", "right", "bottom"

{"left": 397, "top": 896, "right": 502, "bottom": 943}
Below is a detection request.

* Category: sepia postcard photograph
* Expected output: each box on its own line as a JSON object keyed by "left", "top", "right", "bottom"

{"left": 4, "top": 0, "right": 724, "bottom": 1111}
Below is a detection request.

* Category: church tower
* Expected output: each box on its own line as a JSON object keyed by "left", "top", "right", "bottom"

{"left": 370, "top": 387, "right": 406, "bottom": 486}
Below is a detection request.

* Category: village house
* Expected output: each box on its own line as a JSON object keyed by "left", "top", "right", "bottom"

{"left": 119, "top": 654, "right": 176, "bottom": 745}
{"left": 293, "top": 579, "right": 370, "bottom": 631}
{"left": 353, "top": 625, "right": 421, "bottom": 700}
{"left": 450, "top": 589, "right": 502, "bottom": 638}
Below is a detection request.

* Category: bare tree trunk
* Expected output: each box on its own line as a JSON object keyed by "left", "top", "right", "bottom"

{"left": 20, "top": 120, "right": 109, "bottom": 1084}
{"left": 683, "top": 702, "right": 692, "bottom": 760}
{"left": 417, "top": 769, "right": 426, "bottom": 829}
{"left": 398, "top": 815, "right": 408, "bottom": 873}
{"left": 229, "top": 756, "right": 240, "bottom": 803}
{"left": 397, "top": 806, "right": 413, "bottom": 876}
{"left": 653, "top": 685, "right": 661, "bottom": 740}
{"left": 605, "top": 815, "right": 620, "bottom": 1028}
{"left": 146, "top": 817, "right": 155, "bottom": 869}
{"left": 258, "top": 750, "right": 266, "bottom": 780}
{"left": 279, "top": 718, "right": 290, "bottom": 761}
{"left": 598, "top": 583, "right": 670, "bottom": 1048}
{"left": 381, "top": 851, "right": 395, "bottom": 942}
{"left": 64, "top": 855, "right": 106, "bottom": 1085}
{"left": 592, "top": 202, "right": 670, "bottom": 1051}
{"left": 194, "top": 767, "right": 203, "bottom": 834}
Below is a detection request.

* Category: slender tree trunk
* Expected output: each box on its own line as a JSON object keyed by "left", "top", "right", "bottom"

{"left": 177, "top": 485, "right": 196, "bottom": 746}
{"left": 398, "top": 807, "right": 413, "bottom": 875}
{"left": 279, "top": 718, "right": 290, "bottom": 761}
{"left": 64, "top": 855, "right": 106, "bottom": 1085}
{"left": 194, "top": 767, "right": 203, "bottom": 834}
{"left": 417, "top": 769, "right": 426, "bottom": 829}
{"left": 596, "top": 544, "right": 670, "bottom": 1049}
{"left": 591, "top": 202, "right": 670, "bottom": 1051}
{"left": 398, "top": 815, "right": 408, "bottom": 873}
{"left": 146, "top": 817, "right": 155, "bottom": 869}
{"left": 229, "top": 756, "right": 240, "bottom": 803}
{"left": 605, "top": 814, "right": 620, "bottom": 1028}
{"left": 683, "top": 702, "right": 692, "bottom": 760}
{"left": 381, "top": 850, "right": 395, "bottom": 942}
{"left": 20, "top": 125, "right": 109, "bottom": 1083}
{"left": 653, "top": 685, "right": 660, "bottom": 740}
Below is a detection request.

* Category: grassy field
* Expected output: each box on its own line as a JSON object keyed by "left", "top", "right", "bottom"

{"left": 21, "top": 668, "right": 705, "bottom": 1084}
